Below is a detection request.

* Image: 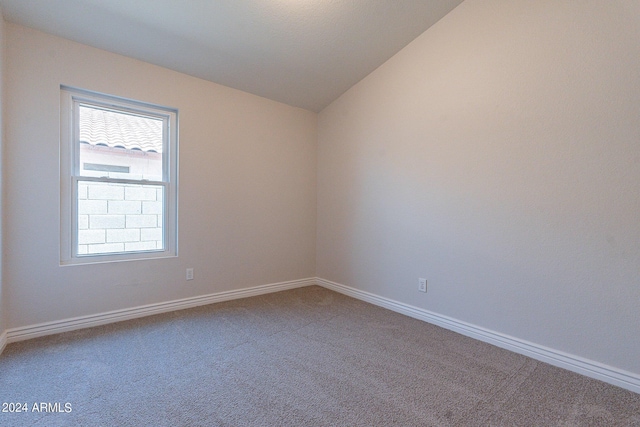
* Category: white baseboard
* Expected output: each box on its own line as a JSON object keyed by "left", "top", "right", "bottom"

{"left": 316, "top": 277, "right": 640, "bottom": 395}
{"left": 4, "top": 277, "right": 315, "bottom": 345}
{"left": 3, "top": 276, "right": 638, "bottom": 395}
{"left": 0, "top": 330, "right": 7, "bottom": 355}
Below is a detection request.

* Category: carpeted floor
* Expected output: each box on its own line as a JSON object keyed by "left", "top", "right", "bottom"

{"left": 1, "top": 285, "right": 639, "bottom": 426}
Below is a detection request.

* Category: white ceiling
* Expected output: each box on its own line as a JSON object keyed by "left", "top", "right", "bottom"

{"left": 0, "top": 0, "right": 464, "bottom": 112}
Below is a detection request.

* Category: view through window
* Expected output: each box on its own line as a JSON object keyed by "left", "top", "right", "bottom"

{"left": 60, "top": 88, "right": 178, "bottom": 263}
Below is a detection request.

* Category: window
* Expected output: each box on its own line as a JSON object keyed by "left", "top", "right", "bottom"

{"left": 60, "top": 87, "right": 178, "bottom": 264}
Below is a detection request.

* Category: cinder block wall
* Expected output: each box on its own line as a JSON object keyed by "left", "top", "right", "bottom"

{"left": 77, "top": 182, "right": 163, "bottom": 254}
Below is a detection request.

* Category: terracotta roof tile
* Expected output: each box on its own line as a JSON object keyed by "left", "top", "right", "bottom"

{"left": 79, "top": 106, "right": 163, "bottom": 153}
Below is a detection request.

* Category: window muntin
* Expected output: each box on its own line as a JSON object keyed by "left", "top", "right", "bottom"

{"left": 61, "top": 87, "right": 178, "bottom": 264}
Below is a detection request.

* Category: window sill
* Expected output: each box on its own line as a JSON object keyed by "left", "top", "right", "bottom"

{"left": 60, "top": 251, "right": 177, "bottom": 266}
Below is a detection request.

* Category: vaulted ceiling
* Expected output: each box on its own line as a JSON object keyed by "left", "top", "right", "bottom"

{"left": 0, "top": 0, "right": 464, "bottom": 111}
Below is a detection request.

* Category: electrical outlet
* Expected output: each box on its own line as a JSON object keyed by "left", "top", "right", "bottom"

{"left": 418, "top": 278, "right": 427, "bottom": 293}
{"left": 186, "top": 268, "right": 194, "bottom": 281}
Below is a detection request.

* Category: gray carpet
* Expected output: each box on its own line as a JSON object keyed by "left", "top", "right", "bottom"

{"left": 1, "top": 285, "right": 639, "bottom": 426}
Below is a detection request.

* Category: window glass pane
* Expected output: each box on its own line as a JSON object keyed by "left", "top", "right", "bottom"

{"left": 77, "top": 181, "right": 164, "bottom": 255}
{"left": 78, "top": 105, "right": 163, "bottom": 181}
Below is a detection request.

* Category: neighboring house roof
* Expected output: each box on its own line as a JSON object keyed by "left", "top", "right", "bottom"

{"left": 79, "top": 105, "right": 163, "bottom": 153}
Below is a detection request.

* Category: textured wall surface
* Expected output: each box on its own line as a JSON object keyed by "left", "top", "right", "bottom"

{"left": 4, "top": 23, "right": 317, "bottom": 329}
{"left": 317, "top": 0, "right": 640, "bottom": 374}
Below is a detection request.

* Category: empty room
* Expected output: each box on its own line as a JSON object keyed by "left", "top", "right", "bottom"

{"left": 1, "top": 0, "right": 639, "bottom": 425}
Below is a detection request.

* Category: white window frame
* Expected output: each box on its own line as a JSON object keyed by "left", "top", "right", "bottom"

{"left": 60, "top": 86, "right": 178, "bottom": 265}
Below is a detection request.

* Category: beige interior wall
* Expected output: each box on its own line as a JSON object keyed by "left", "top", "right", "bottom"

{"left": 317, "top": 0, "right": 640, "bottom": 374}
{"left": 3, "top": 23, "right": 317, "bottom": 329}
